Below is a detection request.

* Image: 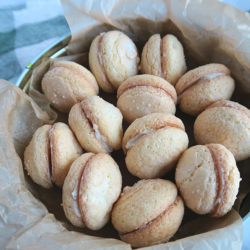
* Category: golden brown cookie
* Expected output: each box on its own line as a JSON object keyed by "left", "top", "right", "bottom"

{"left": 63, "top": 153, "right": 122, "bottom": 230}
{"left": 140, "top": 34, "right": 186, "bottom": 85}
{"left": 24, "top": 123, "right": 83, "bottom": 188}
{"left": 112, "top": 179, "right": 184, "bottom": 247}
{"left": 68, "top": 96, "right": 123, "bottom": 153}
{"left": 117, "top": 74, "right": 177, "bottom": 123}
{"left": 175, "top": 144, "right": 241, "bottom": 217}
{"left": 89, "top": 30, "right": 139, "bottom": 93}
{"left": 42, "top": 61, "right": 98, "bottom": 113}
{"left": 176, "top": 64, "right": 235, "bottom": 115}
{"left": 122, "top": 113, "right": 189, "bottom": 178}
{"left": 194, "top": 100, "right": 250, "bottom": 161}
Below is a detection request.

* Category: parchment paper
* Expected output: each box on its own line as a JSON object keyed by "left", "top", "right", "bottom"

{"left": 0, "top": 0, "right": 249, "bottom": 249}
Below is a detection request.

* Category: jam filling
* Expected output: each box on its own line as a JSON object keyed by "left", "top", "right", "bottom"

{"left": 206, "top": 145, "right": 226, "bottom": 216}
{"left": 207, "top": 102, "right": 250, "bottom": 119}
{"left": 120, "top": 196, "right": 178, "bottom": 236}
{"left": 76, "top": 155, "right": 95, "bottom": 221}
{"left": 97, "top": 35, "right": 115, "bottom": 91}
{"left": 48, "top": 126, "right": 54, "bottom": 180}
{"left": 178, "top": 72, "right": 227, "bottom": 96}
{"left": 119, "top": 84, "right": 176, "bottom": 102}
{"left": 125, "top": 122, "right": 184, "bottom": 150}
{"left": 160, "top": 38, "right": 164, "bottom": 78}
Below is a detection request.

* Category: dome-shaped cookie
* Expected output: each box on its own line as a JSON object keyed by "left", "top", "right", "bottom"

{"left": 140, "top": 34, "right": 186, "bottom": 85}
{"left": 89, "top": 30, "right": 139, "bottom": 93}
{"left": 24, "top": 122, "right": 83, "bottom": 188}
{"left": 175, "top": 144, "right": 240, "bottom": 217}
{"left": 42, "top": 61, "right": 99, "bottom": 113}
{"left": 176, "top": 64, "right": 235, "bottom": 116}
{"left": 117, "top": 75, "right": 177, "bottom": 123}
{"left": 123, "top": 113, "right": 189, "bottom": 178}
{"left": 68, "top": 96, "right": 123, "bottom": 154}
{"left": 63, "top": 153, "right": 122, "bottom": 230}
{"left": 194, "top": 100, "right": 250, "bottom": 161}
{"left": 112, "top": 179, "right": 184, "bottom": 247}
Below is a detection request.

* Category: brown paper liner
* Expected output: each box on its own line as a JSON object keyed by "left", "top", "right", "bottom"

{"left": 1, "top": 0, "right": 250, "bottom": 249}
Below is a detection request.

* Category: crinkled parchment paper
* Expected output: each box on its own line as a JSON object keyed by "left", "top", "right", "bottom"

{"left": 0, "top": 0, "right": 250, "bottom": 249}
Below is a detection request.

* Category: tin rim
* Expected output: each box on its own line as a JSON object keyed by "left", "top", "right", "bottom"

{"left": 16, "top": 33, "right": 71, "bottom": 89}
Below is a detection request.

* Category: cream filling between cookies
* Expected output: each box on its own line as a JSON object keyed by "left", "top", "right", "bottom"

{"left": 178, "top": 72, "right": 226, "bottom": 99}
{"left": 206, "top": 145, "right": 226, "bottom": 216}
{"left": 72, "top": 155, "right": 95, "bottom": 220}
{"left": 48, "top": 127, "right": 54, "bottom": 181}
{"left": 120, "top": 196, "right": 178, "bottom": 236}
{"left": 93, "top": 124, "right": 112, "bottom": 153}
{"left": 81, "top": 102, "right": 112, "bottom": 153}
{"left": 160, "top": 38, "right": 164, "bottom": 78}
{"left": 125, "top": 124, "right": 184, "bottom": 151}
{"left": 203, "top": 72, "right": 225, "bottom": 80}
{"left": 206, "top": 102, "right": 250, "bottom": 119}
{"left": 97, "top": 35, "right": 115, "bottom": 91}
{"left": 119, "top": 85, "right": 176, "bottom": 102}
{"left": 125, "top": 129, "right": 155, "bottom": 150}
{"left": 72, "top": 181, "right": 81, "bottom": 218}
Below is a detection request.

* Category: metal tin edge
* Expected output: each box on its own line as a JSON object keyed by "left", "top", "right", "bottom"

{"left": 16, "top": 33, "right": 71, "bottom": 89}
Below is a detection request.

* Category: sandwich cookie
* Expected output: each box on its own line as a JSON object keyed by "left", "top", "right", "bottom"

{"left": 122, "top": 113, "right": 189, "bottom": 179}
{"left": 140, "top": 34, "right": 186, "bottom": 85}
{"left": 24, "top": 122, "right": 82, "bottom": 188}
{"left": 194, "top": 100, "right": 250, "bottom": 161}
{"left": 175, "top": 144, "right": 241, "bottom": 217}
{"left": 89, "top": 30, "right": 139, "bottom": 93}
{"left": 42, "top": 61, "right": 99, "bottom": 113}
{"left": 69, "top": 96, "right": 123, "bottom": 154}
{"left": 117, "top": 74, "right": 177, "bottom": 123}
{"left": 112, "top": 179, "right": 184, "bottom": 247}
{"left": 63, "top": 153, "right": 122, "bottom": 229}
{"left": 176, "top": 63, "right": 235, "bottom": 116}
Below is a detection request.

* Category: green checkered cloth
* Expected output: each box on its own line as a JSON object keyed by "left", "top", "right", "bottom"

{"left": 0, "top": 0, "right": 70, "bottom": 84}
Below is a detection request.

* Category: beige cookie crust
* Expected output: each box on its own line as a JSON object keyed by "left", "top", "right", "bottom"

{"left": 49, "top": 122, "right": 83, "bottom": 187}
{"left": 176, "top": 64, "right": 235, "bottom": 115}
{"left": 194, "top": 100, "right": 250, "bottom": 161}
{"left": 122, "top": 113, "right": 184, "bottom": 151}
{"left": 79, "top": 153, "right": 122, "bottom": 230}
{"left": 140, "top": 34, "right": 161, "bottom": 77}
{"left": 123, "top": 113, "right": 188, "bottom": 178}
{"left": 141, "top": 34, "right": 186, "bottom": 85}
{"left": 112, "top": 179, "right": 184, "bottom": 247}
{"left": 63, "top": 153, "right": 122, "bottom": 230}
{"left": 176, "top": 64, "right": 230, "bottom": 94}
{"left": 117, "top": 75, "right": 177, "bottom": 123}
{"left": 175, "top": 144, "right": 240, "bottom": 217}
{"left": 24, "top": 125, "right": 52, "bottom": 188}
{"left": 69, "top": 96, "right": 123, "bottom": 153}
{"left": 24, "top": 123, "right": 82, "bottom": 188}
{"left": 62, "top": 153, "right": 94, "bottom": 228}
{"left": 89, "top": 30, "right": 139, "bottom": 92}
{"left": 42, "top": 61, "right": 98, "bottom": 113}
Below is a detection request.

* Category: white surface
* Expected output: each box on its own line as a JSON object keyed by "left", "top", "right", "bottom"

{"left": 13, "top": 0, "right": 63, "bottom": 28}
{"left": 243, "top": 215, "right": 250, "bottom": 250}
{"left": 219, "top": 0, "right": 250, "bottom": 11}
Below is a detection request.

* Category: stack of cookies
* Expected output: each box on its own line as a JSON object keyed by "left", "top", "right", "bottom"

{"left": 24, "top": 30, "right": 249, "bottom": 248}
